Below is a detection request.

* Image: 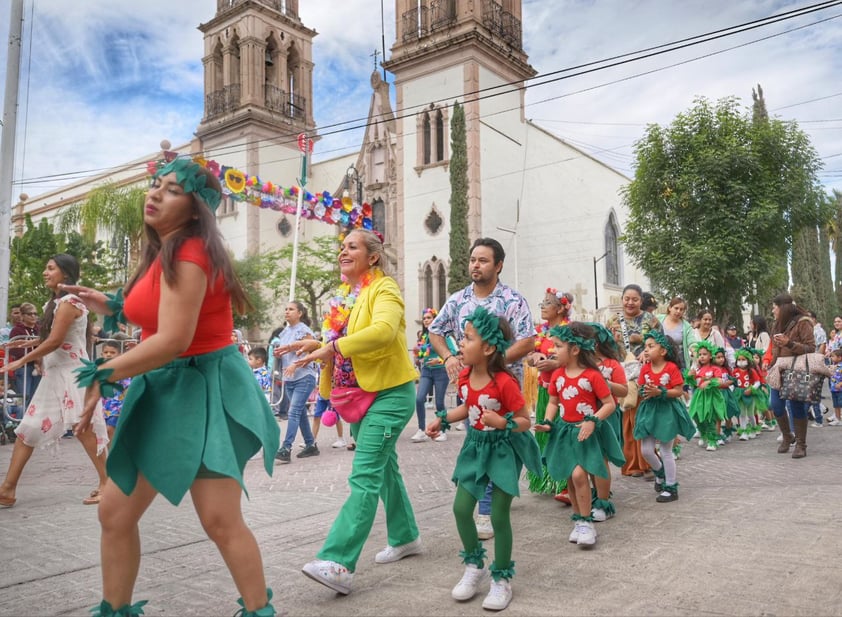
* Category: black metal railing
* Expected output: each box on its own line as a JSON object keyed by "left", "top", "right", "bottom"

{"left": 481, "top": 0, "right": 522, "bottom": 49}
{"left": 430, "top": 0, "right": 456, "bottom": 31}
{"left": 205, "top": 84, "right": 241, "bottom": 119}
{"left": 265, "top": 85, "right": 307, "bottom": 119}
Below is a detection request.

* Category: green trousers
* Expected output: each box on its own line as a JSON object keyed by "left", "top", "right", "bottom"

{"left": 317, "top": 381, "right": 418, "bottom": 571}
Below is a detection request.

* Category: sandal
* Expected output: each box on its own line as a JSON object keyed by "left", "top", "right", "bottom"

{"left": 82, "top": 489, "right": 101, "bottom": 505}
{"left": 346, "top": 442, "right": 356, "bottom": 451}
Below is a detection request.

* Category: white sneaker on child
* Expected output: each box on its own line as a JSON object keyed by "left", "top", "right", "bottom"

{"left": 482, "top": 578, "right": 513, "bottom": 611}
{"left": 577, "top": 521, "right": 597, "bottom": 547}
{"left": 698, "top": 438, "right": 706, "bottom": 447}
{"left": 434, "top": 433, "right": 447, "bottom": 442}
{"left": 568, "top": 522, "right": 583, "bottom": 543}
{"left": 591, "top": 507, "right": 610, "bottom": 522}
{"left": 451, "top": 564, "right": 489, "bottom": 601}
{"left": 410, "top": 429, "right": 429, "bottom": 442}
{"left": 475, "top": 514, "right": 494, "bottom": 540}
{"left": 331, "top": 438, "right": 347, "bottom": 448}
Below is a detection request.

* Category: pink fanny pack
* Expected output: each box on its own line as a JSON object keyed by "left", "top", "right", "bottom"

{"left": 330, "top": 386, "right": 376, "bottom": 423}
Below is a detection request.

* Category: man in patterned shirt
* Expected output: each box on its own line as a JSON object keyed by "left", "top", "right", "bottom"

{"left": 429, "top": 237, "right": 535, "bottom": 540}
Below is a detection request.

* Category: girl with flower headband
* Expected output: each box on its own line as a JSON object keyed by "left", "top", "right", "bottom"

{"left": 732, "top": 349, "right": 763, "bottom": 440}
{"left": 633, "top": 331, "right": 696, "bottom": 503}
{"left": 426, "top": 306, "right": 541, "bottom": 611}
{"left": 584, "top": 322, "right": 628, "bottom": 521}
{"left": 714, "top": 347, "right": 741, "bottom": 444}
{"left": 411, "top": 307, "right": 449, "bottom": 443}
{"left": 536, "top": 322, "right": 625, "bottom": 548}
{"left": 687, "top": 340, "right": 730, "bottom": 451}
{"left": 525, "top": 288, "right": 574, "bottom": 497}
{"left": 67, "top": 157, "right": 279, "bottom": 616}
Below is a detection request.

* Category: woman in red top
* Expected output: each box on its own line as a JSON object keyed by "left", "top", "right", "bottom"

{"left": 69, "top": 158, "right": 279, "bottom": 617}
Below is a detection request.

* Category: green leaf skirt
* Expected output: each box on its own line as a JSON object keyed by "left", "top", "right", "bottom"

{"left": 544, "top": 418, "right": 625, "bottom": 482}
{"left": 107, "top": 345, "right": 281, "bottom": 505}
{"left": 688, "top": 388, "right": 727, "bottom": 425}
{"left": 452, "top": 426, "right": 543, "bottom": 500}
{"left": 633, "top": 397, "right": 696, "bottom": 443}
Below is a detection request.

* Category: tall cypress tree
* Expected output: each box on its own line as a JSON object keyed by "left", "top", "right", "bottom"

{"left": 448, "top": 100, "right": 470, "bottom": 293}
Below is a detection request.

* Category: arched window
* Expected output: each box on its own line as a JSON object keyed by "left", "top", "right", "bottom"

{"left": 422, "top": 114, "right": 431, "bottom": 165}
{"left": 436, "top": 261, "right": 447, "bottom": 307}
{"left": 417, "top": 104, "right": 449, "bottom": 168}
{"left": 435, "top": 109, "right": 445, "bottom": 161}
{"left": 423, "top": 264, "right": 434, "bottom": 309}
{"left": 605, "top": 213, "right": 621, "bottom": 286}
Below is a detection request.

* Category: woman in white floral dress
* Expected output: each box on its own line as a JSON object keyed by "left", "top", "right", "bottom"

{"left": 0, "top": 254, "right": 108, "bottom": 507}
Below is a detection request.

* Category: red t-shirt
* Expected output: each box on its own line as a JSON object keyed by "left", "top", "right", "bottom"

{"left": 124, "top": 237, "right": 233, "bottom": 356}
{"left": 693, "top": 364, "right": 724, "bottom": 387}
{"left": 637, "top": 361, "right": 683, "bottom": 390}
{"left": 458, "top": 368, "right": 525, "bottom": 431}
{"left": 598, "top": 358, "right": 627, "bottom": 404}
{"left": 732, "top": 367, "right": 753, "bottom": 389}
{"left": 547, "top": 366, "right": 611, "bottom": 423}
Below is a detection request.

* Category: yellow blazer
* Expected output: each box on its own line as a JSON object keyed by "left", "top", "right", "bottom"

{"left": 319, "top": 275, "right": 418, "bottom": 398}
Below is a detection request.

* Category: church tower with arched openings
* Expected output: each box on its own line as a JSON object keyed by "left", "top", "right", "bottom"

{"left": 195, "top": 0, "right": 318, "bottom": 255}
{"left": 382, "top": 0, "right": 536, "bottom": 311}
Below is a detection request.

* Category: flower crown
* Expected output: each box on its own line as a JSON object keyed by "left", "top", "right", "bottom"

{"left": 423, "top": 307, "right": 438, "bottom": 318}
{"left": 154, "top": 158, "right": 221, "bottom": 212}
{"left": 546, "top": 288, "right": 571, "bottom": 305}
{"left": 643, "top": 330, "right": 677, "bottom": 363}
{"left": 548, "top": 325, "right": 595, "bottom": 351}
{"left": 464, "top": 306, "right": 511, "bottom": 355}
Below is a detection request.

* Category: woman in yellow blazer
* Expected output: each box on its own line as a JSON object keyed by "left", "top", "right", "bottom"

{"left": 295, "top": 229, "right": 421, "bottom": 595}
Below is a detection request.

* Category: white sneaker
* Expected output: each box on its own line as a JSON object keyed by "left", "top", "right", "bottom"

{"left": 776, "top": 433, "right": 784, "bottom": 442}
{"left": 301, "top": 559, "right": 354, "bottom": 595}
{"left": 811, "top": 422, "right": 823, "bottom": 428}
{"left": 577, "top": 521, "right": 597, "bottom": 547}
{"left": 451, "top": 564, "right": 489, "bottom": 601}
{"left": 331, "top": 438, "right": 347, "bottom": 449}
{"left": 739, "top": 434, "right": 749, "bottom": 441}
{"left": 568, "top": 522, "right": 583, "bottom": 543}
{"left": 716, "top": 438, "right": 725, "bottom": 446}
{"left": 476, "top": 514, "right": 494, "bottom": 540}
{"left": 410, "top": 429, "right": 429, "bottom": 443}
{"left": 374, "top": 537, "right": 422, "bottom": 564}
{"left": 434, "top": 433, "right": 447, "bottom": 442}
{"left": 482, "top": 578, "right": 513, "bottom": 611}
{"left": 706, "top": 443, "right": 717, "bottom": 452}
{"left": 453, "top": 422, "right": 465, "bottom": 431}
{"left": 591, "top": 507, "right": 608, "bottom": 522}
{"left": 698, "top": 438, "right": 706, "bottom": 447}
{"left": 828, "top": 418, "right": 841, "bottom": 426}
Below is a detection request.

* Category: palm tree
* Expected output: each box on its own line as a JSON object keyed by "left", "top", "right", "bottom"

{"left": 57, "top": 183, "right": 146, "bottom": 284}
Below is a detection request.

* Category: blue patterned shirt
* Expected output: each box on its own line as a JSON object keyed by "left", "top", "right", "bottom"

{"left": 430, "top": 281, "right": 535, "bottom": 381}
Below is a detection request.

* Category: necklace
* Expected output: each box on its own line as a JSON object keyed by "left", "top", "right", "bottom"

{"left": 322, "top": 269, "right": 383, "bottom": 344}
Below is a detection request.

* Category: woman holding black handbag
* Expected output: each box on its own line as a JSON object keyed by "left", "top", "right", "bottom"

{"left": 767, "top": 294, "right": 820, "bottom": 458}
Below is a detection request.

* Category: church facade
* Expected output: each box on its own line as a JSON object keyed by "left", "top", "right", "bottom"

{"left": 13, "top": 0, "right": 646, "bottom": 341}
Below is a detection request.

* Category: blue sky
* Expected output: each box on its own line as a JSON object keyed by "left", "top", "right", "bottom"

{"left": 1, "top": 0, "right": 841, "bottom": 198}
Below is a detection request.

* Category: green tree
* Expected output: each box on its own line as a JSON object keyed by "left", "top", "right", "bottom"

{"left": 232, "top": 250, "right": 285, "bottom": 335}
{"left": 268, "top": 235, "right": 341, "bottom": 328}
{"left": 57, "top": 182, "right": 146, "bottom": 284}
{"left": 830, "top": 190, "right": 842, "bottom": 314}
{"left": 9, "top": 217, "right": 60, "bottom": 309}
{"left": 622, "top": 95, "right": 828, "bottom": 327}
{"left": 448, "top": 100, "right": 470, "bottom": 293}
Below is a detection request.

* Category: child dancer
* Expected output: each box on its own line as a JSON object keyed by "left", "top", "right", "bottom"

{"left": 829, "top": 349, "right": 842, "bottom": 424}
{"left": 587, "top": 322, "right": 627, "bottom": 521}
{"left": 749, "top": 348, "right": 775, "bottom": 431}
{"left": 633, "top": 332, "right": 696, "bottom": 502}
{"left": 688, "top": 341, "right": 728, "bottom": 451}
{"left": 536, "top": 323, "right": 625, "bottom": 548}
{"left": 426, "top": 307, "right": 540, "bottom": 612}
{"left": 99, "top": 340, "right": 133, "bottom": 444}
{"left": 714, "top": 348, "right": 740, "bottom": 444}
{"left": 732, "top": 349, "right": 762, "bottom": 440}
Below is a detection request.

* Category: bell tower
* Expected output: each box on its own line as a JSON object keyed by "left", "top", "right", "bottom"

{"left": 196, "top": 0, "right": 317, "bottom": 143}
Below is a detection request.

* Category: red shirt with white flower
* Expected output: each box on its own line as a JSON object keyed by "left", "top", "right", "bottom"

{"left": 458, "top": 368, "right": 525, "bottom": 431}
{"left": 548, "top": 366, "right": 611, "bottom": 423}
{"left": 637, "top": 361, "right": 683, "bottom": 390}
{"left": 598, "top": 358, "right": 627, "bottom": 404}
{"left": 693, "top": 364, "right": 724, "bottom": 388}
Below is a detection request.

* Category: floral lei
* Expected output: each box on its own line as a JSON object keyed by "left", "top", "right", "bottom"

{"left": 417, "top": 331, "right": 432, "bottom": 358}
{"left": 535, "top": 318, "right": 569, "bottom": 350}
{"left": 322, "top": 269, "right": 383, "bottom": 344}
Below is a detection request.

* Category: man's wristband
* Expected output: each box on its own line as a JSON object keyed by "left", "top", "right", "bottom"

{"left": 443, "top": 354, "right": 453, "bottom": 363}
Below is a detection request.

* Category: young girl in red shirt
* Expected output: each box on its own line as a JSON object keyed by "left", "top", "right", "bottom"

{"left": 426, "top": 307, "right": 540, "bottom": 612}
{"left": 633, "top": 331, "right": 696, "bottom": 502}
{"left": 688, "top": 341, "right": 730, "bottom": 451}
{"left": 536, "top": 322, "right": 624, "bottom": 548}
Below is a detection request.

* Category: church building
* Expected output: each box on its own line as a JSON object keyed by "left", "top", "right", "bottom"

{"left": 13, "top": 0, "right": 647, "bottom": 341}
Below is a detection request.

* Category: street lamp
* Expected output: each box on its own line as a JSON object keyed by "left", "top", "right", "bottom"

{"left": 593, "top": 251, "right": 609, "bottom": 311}
{"left": 345, "top": 165, "right": 363, "bottom": 205}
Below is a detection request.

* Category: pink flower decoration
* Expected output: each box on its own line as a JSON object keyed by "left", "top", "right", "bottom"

{"left": 26, "top": 404, "right": 35, "bottom": 416}
{"left": 61, "top": 343, "right": 72, "bottom": 351}
{"left": 41, "top": 418, "right": 52, "bottom": 433}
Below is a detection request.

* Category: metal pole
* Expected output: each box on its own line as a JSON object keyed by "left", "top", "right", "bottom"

{"left": 289, "top": 151, "right": 307, "bottom": 302}
{"left": 593, "top": 256, "right": 599, "bottom": 311}
{"left": 0, "top": 0, "right": 25, "bottom": 327}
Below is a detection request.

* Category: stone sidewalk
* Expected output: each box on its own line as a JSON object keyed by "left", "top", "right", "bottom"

{"left": 1, "top": 418, "right": 841, "bottom": 616}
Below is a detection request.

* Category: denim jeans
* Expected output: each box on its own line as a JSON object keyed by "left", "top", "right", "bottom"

{"left": 769, "top": 387, "right": 809, "bottom": 420}
{"left": 281, "top": 374, "right": 317, "bottom": 450}
{"left": 14, "top": 364, "right": 40, "bottom": 409}
{"left": 414, "top": 366, "right": 449, "bottom": 430}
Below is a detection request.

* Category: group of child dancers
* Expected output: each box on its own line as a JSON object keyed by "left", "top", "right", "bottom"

{"left": 419, "top": 306, "right": 776, "bottom": 612}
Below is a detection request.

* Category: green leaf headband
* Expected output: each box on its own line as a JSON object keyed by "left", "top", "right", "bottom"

{"left": 548, "top": 325, "right": 595, "bottom": 351}
{"left": 734, "top": 348, "right": 754, "bottom": 362}
{"left": 643, "top": 330, "right": 677, "bottom": 363}
{"left": 464, "top": 306, "right": 511, "bottom": 355}
{"left": 585, "top": 322, "right": 619, "bottom": 352}
{"left": 691, "top": 339, "right": 718, "bottom": 357}
{"left": 154, "top": 158, "right": 221, "bottom": 212}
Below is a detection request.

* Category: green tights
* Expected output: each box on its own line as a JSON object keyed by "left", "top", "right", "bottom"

{"left": 453, "top": 484, "right": 514, "bottom": 570}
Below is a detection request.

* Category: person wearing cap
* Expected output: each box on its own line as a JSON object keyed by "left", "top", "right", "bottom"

{"left": 724, "top": 325, "right": 743, "bottom": 352}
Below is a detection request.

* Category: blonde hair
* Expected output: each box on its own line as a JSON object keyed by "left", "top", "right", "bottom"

{"left": 348, "top": 229, "right": 390, "bottom": 276}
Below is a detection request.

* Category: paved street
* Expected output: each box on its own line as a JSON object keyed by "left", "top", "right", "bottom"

{"left": 1, "top": 414, "right": 841, "bottom": 617}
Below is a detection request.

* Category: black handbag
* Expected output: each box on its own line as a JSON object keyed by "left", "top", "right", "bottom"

{"left": 780, "top": 355, "right": 824, "bottom": 403}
